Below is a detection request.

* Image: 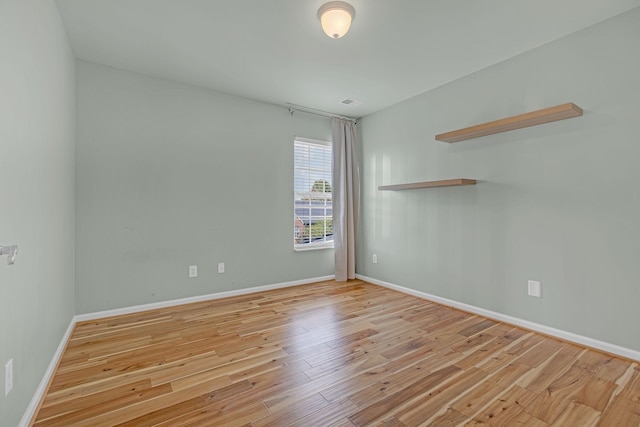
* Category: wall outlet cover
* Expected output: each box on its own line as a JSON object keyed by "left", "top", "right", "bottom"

{"left": 528, "top": 280, "right": 542, "bottom": 298}
{"left": 189, "top": 265, "right": 198, "bottom": 278}
{"left": 217, "top": 263, "right": 225, "bottom": 274}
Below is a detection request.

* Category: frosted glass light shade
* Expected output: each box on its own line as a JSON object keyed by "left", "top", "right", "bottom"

{"left": 318, "top": 2, "right": 355, "bottom": 39}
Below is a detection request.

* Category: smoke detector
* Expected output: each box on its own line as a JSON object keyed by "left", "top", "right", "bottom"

{"left": 340, "top": 98, "right": 364, "bottom": 107}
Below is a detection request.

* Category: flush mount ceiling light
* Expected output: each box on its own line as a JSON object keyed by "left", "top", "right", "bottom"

{"left": 318, "top": 1, "right": 355, "bottom": 39}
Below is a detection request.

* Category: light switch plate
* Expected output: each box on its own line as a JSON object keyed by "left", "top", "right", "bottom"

{"left": 5, "top": 358, "right": 13, "bottom": 396}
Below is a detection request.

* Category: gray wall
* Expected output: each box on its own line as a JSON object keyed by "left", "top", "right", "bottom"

{"left": 76, "top": 61, "right": 334, "bottom": 313}
{"left": 0, "top": 1, "right": 76, "bottom": 425}
{"left": 358, "top": 8, "right": 640, "bottom": 351}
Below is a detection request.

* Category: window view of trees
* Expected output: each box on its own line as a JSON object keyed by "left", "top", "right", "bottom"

{"left": 311, "top": 179, "right": 331, "bottom": 193}
{"left": 300, "top": 217, "right": 333, "bottom": 242}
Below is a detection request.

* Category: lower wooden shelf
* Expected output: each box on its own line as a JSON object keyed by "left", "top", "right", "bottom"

{"left": 378, "top": 178, "right": 476, "bottom": 191}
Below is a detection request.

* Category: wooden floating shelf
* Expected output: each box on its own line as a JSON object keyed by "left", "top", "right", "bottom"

{"left": 379, "top": 178, "right": 476, "bottom": 191}
{"left": 435, "top": 102, "right": 583, "bottom": 143}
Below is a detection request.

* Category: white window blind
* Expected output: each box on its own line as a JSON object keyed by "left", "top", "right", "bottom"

{"left": 294, "top": 137, "right": 333, "bottom": 250}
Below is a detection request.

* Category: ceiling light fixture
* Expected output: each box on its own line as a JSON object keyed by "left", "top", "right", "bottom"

{"left": 318, "top": 1, "right": 355, "bottom": 39}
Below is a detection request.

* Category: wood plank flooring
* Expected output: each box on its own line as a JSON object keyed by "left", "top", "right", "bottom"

{"left": 31, "top": 279, "right": 640, "bottom": 426}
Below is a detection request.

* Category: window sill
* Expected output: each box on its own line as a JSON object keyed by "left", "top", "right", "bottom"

{"left": 294, "top": 242, "right": 334, "bottom": 252}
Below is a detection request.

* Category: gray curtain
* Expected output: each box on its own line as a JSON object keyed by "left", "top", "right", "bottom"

{"left": 332, "top": 117, "right": 360, "bottom": 281}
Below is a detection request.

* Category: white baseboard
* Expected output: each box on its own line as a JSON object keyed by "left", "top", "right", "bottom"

{"left": 19, "top": 317, "right": 77, "bottom": 427}
{"left": 75, "top": 275, "right": 335, "bottom": 322}
{"left": 356, "top": 274, "right": 640, "bottom": 362}
{"left": 20, "top": 275, "right": 334, "bottom": 425}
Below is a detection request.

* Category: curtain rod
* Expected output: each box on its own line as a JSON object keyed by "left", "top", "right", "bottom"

{"left": 286, "top": 103, "right": 357, "bottom": 122}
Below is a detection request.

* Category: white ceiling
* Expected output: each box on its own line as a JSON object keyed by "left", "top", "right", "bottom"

{"left": 55, "top": 0, "right": 640, "bottom": 117}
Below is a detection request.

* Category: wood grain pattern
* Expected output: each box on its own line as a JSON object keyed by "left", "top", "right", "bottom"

{"left": 31, "top": 279, "right": 639, "bottom": 426}
{"left": 435, "top": 102, "right": 583, "bottom": 143}
{"left": 378, "top": 178, "right": 476, "bottom": 191}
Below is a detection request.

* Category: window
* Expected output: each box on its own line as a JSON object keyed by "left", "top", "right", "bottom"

{"left": 294, "top": 137, "right": 333, "bottom": 250}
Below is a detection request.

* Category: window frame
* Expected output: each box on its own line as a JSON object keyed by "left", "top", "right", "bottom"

{"left": 293, "top": 137, "right": 334, "bottom": 252}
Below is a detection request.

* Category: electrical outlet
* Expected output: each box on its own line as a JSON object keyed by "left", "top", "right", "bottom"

{"left": 528, "top": 280, "right": 542, "bottom": 298}
{"left": 372, "top": 254, "right": 378, "bottom": 264}
{"left": 189, "top": 265, "right": 197, "bottom": 278}
{"left": 5, "top": 358, "right": 13, "bottom": 396}
{"left": 217, "top": 263, "right": 225, "bottom": 274}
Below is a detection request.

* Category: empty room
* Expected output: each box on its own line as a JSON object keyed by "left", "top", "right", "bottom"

{"left": 2, "top": 0, "right": 640, "bottom": 425}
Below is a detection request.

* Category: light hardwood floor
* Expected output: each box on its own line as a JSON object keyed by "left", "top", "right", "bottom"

{"left": 32, "top": 280, "right": 640, "bottom": 426}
